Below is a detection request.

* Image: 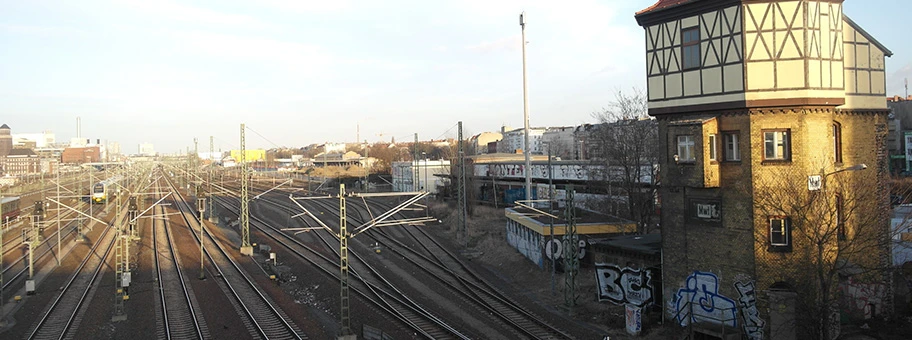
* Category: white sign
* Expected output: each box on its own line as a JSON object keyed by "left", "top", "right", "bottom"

{"left": 808, "top": 175, "right": 821, "bottom": 191}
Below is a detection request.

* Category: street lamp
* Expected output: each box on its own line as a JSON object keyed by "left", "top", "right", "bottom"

{"left": 809, "top": 164, "right": 867, "bottom": 192}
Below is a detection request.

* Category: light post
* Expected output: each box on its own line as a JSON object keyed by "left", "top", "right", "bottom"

{"left": 813, "top": 164, "right": 867, "bottom": 192}
{"left": 520, "top": 11, "right": 532, "bottom": 203}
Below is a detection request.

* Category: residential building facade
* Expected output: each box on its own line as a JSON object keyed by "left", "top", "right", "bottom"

{"left": 636, "top": 0, "right": 892, "bottom": 338}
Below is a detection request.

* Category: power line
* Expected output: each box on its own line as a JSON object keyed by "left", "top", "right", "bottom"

{"left": 245, "top": 125, "right": 283, "bottom": 149}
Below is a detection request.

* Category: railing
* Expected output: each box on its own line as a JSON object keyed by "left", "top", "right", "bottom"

{"left": 670, "top": 300, "right": 740, "bottom": 339}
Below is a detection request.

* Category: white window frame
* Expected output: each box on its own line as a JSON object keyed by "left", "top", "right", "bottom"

{"left": 723, "top": 132, "right": 740, "bottom": 161}
{"left": 763, "top": 130, "right": 790, "bottom": 161}
{"left": 769, "top": 217, "right": 790, "bottom": 247}
{"left": 677, "top": 135, "right": 695, "bottom": 162}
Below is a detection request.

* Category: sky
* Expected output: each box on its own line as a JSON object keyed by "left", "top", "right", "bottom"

{"left": 1, "top": 0, "right": 910, "bottom": 154}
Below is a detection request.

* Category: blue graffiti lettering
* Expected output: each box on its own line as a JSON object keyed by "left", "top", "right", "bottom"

{"left": 675, "top": 271, "right": 737, "bottom": 327}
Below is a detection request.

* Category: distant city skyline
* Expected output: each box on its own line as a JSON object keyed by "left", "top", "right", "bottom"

{"left": 2, "top": 0, "right": 909, "bottom": 153}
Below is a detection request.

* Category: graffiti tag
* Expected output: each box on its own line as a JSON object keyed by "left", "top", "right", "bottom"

{"left": 595, "top": 264, "right": 656, "bottom": 307}
{"left": 674, "top": 271, "right": 737, "bottom": 327}
{"left": 735, "top": 280, "right": 764, "bottom": 340}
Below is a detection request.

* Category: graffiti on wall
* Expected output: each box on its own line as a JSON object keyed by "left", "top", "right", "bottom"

{"left": 595, "top": 264, "right": 657, "bottom": 307}
{"left": 674, "top": 271, "right": 737, "bottom": 327}
{"left": 481, "top": 163, "right": 589, "bottom": 181}
{"left": 505, "top": 219, "right": 543, "bottom": 268}
{"left": 839, "top": 278, "right": 886, "bottom": 320}
{"left": 735, "top": 280, "right": 764, "bottom": 340}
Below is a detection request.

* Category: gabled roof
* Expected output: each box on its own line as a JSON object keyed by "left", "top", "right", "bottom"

{"left": 636, "top": 0, "right": 698, "bottom": 15}
{"left": 7, "top": 148, "right": 37, "bottom": 156}
{"left": 844, "top": 16, "right": 893, "bottom": 57}
{"left": 0, "top": 124, "right": 9, "bottom": 129}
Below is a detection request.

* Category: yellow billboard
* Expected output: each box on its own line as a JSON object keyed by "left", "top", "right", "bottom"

{"left": 230, "top": 149, "right": 266, "bottom": 163}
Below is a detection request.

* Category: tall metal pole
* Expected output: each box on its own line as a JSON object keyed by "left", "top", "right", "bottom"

{"left": 424, "top": 155, "right": 429, "bottom": 217}
{"left": 56, "top": 165, "right": 61, "bottom": 266}
{"left": 413, "top": 133, "right": 419, "bottom": 192}
{"left": 240, "top": 124, "right": 252, "bottom": 255}
{"left": 564, "top": 185, "right": 579, "bottom": 314}
{"left": 520, "top": 11, "right": 532, "bottom": 202}
{"left": 548, "top": 144, "right": 555, "bottom": 294}
{"left": 209, "top": 136, "right": 216, "bottom": 223}
{"left": 457, "top": 122, "right": 467, "bottom": 247}
{"left": 338, "top": 184, "right": 352, "bottom": 336}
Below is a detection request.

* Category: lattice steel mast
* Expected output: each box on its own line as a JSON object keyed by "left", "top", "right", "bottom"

{"left": 240, "top": 123, "right": 252, "bottom": 255}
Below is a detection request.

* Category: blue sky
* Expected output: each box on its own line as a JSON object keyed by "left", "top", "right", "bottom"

{"left": 1, "top": 0, "right": 909, "bottom": 154}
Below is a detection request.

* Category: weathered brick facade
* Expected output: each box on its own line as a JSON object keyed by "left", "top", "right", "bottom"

{"left": 637, "top": 0, "right": 893, "bottom": 338}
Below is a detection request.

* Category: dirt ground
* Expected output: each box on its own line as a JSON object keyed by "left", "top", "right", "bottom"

{"left": 428, "top": 202, "right": 668, "bottom": 339}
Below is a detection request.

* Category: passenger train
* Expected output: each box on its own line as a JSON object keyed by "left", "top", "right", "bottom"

{"left": 1, "top": 196, "right": 20, "bottom": 223}
{"left": 92, "top": 175, "right": 123, "bottom": 204}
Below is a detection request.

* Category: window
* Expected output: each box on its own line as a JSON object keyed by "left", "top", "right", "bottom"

{"left": 833, "top": 122, "right": 842, "bottom": 164}
{"left": 769, "top": 217, "right": 792, "bottom": 252}
{"left": 763, "top": 130, "right": 791, "bottom": 161}
{"left": 723, "top": 132, "right": 740, "bottom": 161}
{"left": 682, "top": 27, "right": 701, "bottom": 69}
{"left": 836, "top": 194, "right": 846, "bottom": 241}
{"left": 677, "top": 135, "right": 695, "bottom": 162}
{"left": 708, "top": 134, "right": 717, "bottom": 161}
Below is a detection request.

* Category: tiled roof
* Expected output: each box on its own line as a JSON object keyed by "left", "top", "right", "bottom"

{"left": 0, "top": 124, "right": 9, "bottom": 129}
{"left": 636, "top": 0, "right": 698, "bottom": 15}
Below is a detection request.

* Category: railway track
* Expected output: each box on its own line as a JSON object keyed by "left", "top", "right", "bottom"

{"left": 217, "top": 195, "right": 469, "bottom": 339}
{"left": 151, "top": 177, "right": 208, "bottom": 340}
{"left": 304, "top": 194, "right": 573, "bottom": 339}
{"left": 25, "top": 209, "right": 121, "bottom": 340}
{"left": 163, "top": 173, "right": 306, "bottom": 340}
{"left": 1, "top": 201, "right": 93, "bottom": 291}
{"left": 240, "top": 180, "right": 575, "bottom": 339}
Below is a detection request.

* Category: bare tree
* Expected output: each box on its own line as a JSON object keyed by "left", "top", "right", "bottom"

{"left": 590, "top": 89, "right": 658, "bottom": 233}
{"left": 751, "top": 164, "right": 898, "bottom": 339}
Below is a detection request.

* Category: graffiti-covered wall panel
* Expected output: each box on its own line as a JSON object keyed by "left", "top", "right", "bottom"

{"left": 506, "top": 219, "right": 544, "bottom": 268}
{"left": 595, "top": 264, "right": 659, "bottom": 307}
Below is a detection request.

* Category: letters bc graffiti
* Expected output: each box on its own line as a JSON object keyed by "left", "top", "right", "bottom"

{"left": 735, "top": 280, "right": 764, "bottom": 340}
{"left": 674, "top": 271, "right": 737, "bottom": 327}
{"left": 595, "top": 264, "right": 656, "bottom": 307}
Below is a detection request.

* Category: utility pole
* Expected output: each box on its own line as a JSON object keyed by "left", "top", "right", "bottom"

{"left": 520, "top": 11, "right": 532, "bottom": 203}
{"left": 563, "top": 185, "right": 579, "bottom": 314}
{"left": 338, "top": 184, "right": 351, "bottom": 337}
{"left": 56, "top": 164, "right": 61, "bottom": 266}
{"left": 548, "top": 144, "right": 555, "bottom": 294}
{"left": 287, "top": 188, "right": 434, "bottom": 340}
{"left": 209, "top": 136, "right": 216, "bottom": 223}
{"left": 240, "top": 124, "right": 252, "bottom": 255}
{"left": 457, "top": 121, "right": 467, "bottom": 247}
{"left": 413, "top": 133, "right": 419, "bottom": 191}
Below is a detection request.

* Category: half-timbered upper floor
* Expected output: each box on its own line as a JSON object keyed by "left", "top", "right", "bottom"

{"left": 635, "top": 0, "right": 892, "bottom": 116}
